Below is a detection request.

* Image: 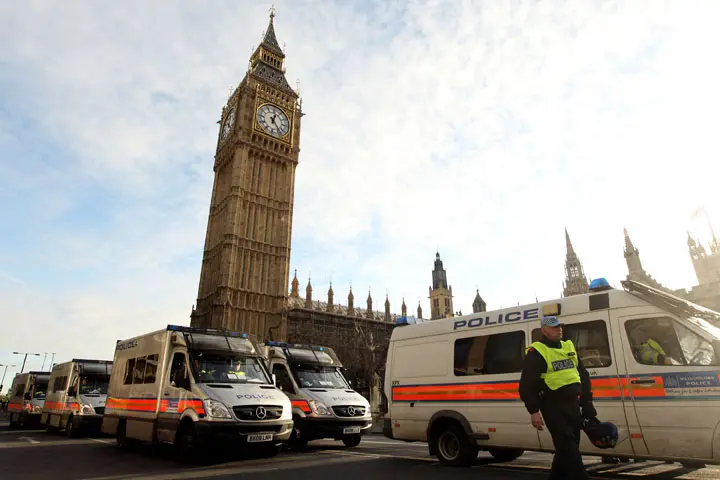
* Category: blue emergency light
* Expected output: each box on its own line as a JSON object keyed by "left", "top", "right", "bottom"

{"left": 589, "top": 277, "right": 612, "bottom": 291}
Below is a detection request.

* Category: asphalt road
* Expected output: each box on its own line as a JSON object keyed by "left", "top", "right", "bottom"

{"left": 1, "top": 422, "right": 719, "bottom": 479}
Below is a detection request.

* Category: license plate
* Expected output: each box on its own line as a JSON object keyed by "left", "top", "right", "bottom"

{"left": 343, "top": 427, "right": 361, "bottom": 434}
{"left": 247, "top": 433, "right": 273, "bottom": 443}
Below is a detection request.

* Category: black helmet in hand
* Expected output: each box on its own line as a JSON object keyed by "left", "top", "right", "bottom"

{"left": 582, "top": 417, "right": 619, "bottom": 449}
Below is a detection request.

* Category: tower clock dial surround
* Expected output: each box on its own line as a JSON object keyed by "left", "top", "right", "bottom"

{"left": 220, "top": 107, "right": 236, "bottom": 141}
{"left": 256, "top": 103, "right": 290, "bottom": 138}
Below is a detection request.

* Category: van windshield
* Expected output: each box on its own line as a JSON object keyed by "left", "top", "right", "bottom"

{"left": 33, "top": 382, "right": 49, "bottom": 399}
{"left": 293, "top": 365, "right": 349, "bottom": 389}
{"left": 688, "top": 316, "right": 720, "bottom": 341}
{"left": 192, "top": 354, "right": 270, "bottom": 385}
{"left": 80, "top": 376, "right": 109, "bottom": 395}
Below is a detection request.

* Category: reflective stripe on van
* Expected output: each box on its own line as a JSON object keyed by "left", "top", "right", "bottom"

{"left": 106, "top": 397, "right": 206, "bottom": 415}
{"left": 391, "top": 371, "right": 720, "bottom": 402}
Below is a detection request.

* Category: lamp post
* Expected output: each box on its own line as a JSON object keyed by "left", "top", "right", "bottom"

{"left": 13, "top": 352, "right": 41, "bottom": 373}
{"left": 0, "top": 364, "right": 17, "bottom": 393}
{"left": 41, "top": 353, "right": 48, "bottom": 371}
{"left": 50, "top": 353, "right": 56, "bottom": 369}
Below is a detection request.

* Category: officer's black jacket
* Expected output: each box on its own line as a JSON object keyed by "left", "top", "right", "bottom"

{"left": 518, "top": 336, "right": 594, "bottom": 415}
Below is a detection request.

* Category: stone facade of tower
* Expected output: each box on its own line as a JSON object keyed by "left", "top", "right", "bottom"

{"left": 563, "top": 228, "right": 589, "bottom": 297}
{"left": 688, "top": 233, "right": 720, "bottom": 286}
{"left": 429, "top": 252, "right": 454, "bottom": 320}
{"left": 190, "top": 12, "right": 301, "bottom": 341}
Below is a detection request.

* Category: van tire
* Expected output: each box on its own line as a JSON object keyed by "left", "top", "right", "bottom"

{"left": 432, "top": 422, "right": 478, "bottom": 467}
{"left": 174, "top": 422, "right": 197, "bottom": 462}
{"left": 116, "top": 420, "right": 131, "bottom": 449}
{"left": 342, "top": 434, "right": 361, "bottom": 448}
{"left": 66, "top": 416, "right": 77, "bottom": 438}
{"left": 488, "top": 447, "right": 523, "bottom": 462}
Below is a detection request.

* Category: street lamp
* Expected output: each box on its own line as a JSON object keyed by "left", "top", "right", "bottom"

{"left": 13, "top": 352, "right": 41, "bottom": 373}
{"left": 0, "top": 364, "right": 17, "bottom": 393}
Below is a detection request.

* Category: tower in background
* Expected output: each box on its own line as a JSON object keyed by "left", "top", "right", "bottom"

{"left": 191, "top": 9, "right": 302, "bottom": 341}
{"left": 562, "top": 228, "right": 589, "bottom": 297}
{"left": 429, "top": 252, "right": 454, "bottom": 320}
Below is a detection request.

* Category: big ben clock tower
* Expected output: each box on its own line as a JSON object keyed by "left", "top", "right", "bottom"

{"left": 191, "top": 8, "right": 302, "bottom": 341}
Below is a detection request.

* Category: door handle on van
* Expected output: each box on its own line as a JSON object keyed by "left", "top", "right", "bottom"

{"left": 630, "top": 378, "right": 656, "bottom": 385}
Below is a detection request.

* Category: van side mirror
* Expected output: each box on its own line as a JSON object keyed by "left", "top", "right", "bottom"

{"left": 68, "top": 387, "right": 77, "bottom": 397}
{"left": 24, "top": 392, "right": 31, "bottom": 400}
{"left": 272, "top": 373, "right": 277, "bottom": 386}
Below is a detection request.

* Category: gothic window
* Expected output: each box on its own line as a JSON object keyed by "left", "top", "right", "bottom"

{"left": 570, "top": 265, "right": 579, "bottom": 277}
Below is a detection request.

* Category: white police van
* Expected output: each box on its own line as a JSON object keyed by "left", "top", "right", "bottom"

{"left": 383, "top": 279, "right": 720, "bottom": 467}
{"left": 101, "top": 325, "right": 294, "bottom": 459}
{"left": 263, "top": 342, "right": 372, "bottom": 449}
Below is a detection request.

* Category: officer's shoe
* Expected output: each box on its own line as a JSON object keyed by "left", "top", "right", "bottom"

{"left": 601, "top": 455, "right": 621, "bottom": 464}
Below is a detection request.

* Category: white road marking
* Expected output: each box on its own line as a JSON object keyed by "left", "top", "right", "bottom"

{"left": 361, "top": 440, "right": 427, "bottom": 447}
{"left": 0, "top": 429, "right": 43, "bottom": 435}
{"left": 18, "top": 436, "right": 40, "bottom": 444}
{"left": 89, "top": 438, "right": 113, "bottom": 444}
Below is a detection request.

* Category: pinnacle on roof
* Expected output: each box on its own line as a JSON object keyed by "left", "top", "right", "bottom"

{"left": 565, "top": 227, "right": 575, "bottom": 254}
{"left": 262, "top": 6, "right": 285, "bottom": 58}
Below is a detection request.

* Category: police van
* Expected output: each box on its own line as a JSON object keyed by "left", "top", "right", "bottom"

{"left": 263, "top": 342, "right": 373, "bottom": 449}
{"left": 7, "top": 371, "right": 51, "bottom": 428}
{"left": 101, "top": 325, "right": 294, "bottom": 458}
{"left": 42, "top": 358, "right": 112, "bottom": 437}
{"left": 383, "top": 279, "right": 720, "bottom": 467}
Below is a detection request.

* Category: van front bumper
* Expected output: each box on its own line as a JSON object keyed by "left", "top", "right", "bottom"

{"left": 72, "top": 414, "right": 103, "bottom": 432}
{"left": 295, "top": 417, "right": 372, "bottom": 441}
{"left": 194, "top": 419, "right": 294, "bottom": 445}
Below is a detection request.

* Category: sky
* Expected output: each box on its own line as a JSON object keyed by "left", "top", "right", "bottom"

{"left": 1, "top": 0, "right": 719, "bottom": 384}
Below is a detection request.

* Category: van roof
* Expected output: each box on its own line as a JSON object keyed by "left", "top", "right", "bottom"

{"left": 390, "top": 280, "right": 720, "bottom": 341}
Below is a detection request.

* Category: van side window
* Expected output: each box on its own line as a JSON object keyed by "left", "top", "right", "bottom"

{"left": 625, "top": 317, "right": 718, "bottom": 366}
{"left": 532, "top": 320, "right": 612, "bottom": 368}
{"left": 52, "top": 376, "right": 68, "bottom": 392}
{"left": 14, "top": 384, "right": 24, "bottom": 397}
{"left": 272, "top": 364, "right": 295, "bottom": 393}
{"left": 454, "top": 331, "right": 525, "bottom": 376}
{"left": 124, "top": 354, "right": 161, "bottom": 385}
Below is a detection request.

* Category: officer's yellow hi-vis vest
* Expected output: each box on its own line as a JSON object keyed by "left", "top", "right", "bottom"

{"left": 527, "top": 340, "right": 581, "bottom": 391}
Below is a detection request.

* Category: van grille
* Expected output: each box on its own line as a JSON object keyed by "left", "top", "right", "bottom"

{"left": 232, "top": 405, "right": 283, "bottom": 421}
{"left": 332, "top": 406, "right": 366, "bottom": 417}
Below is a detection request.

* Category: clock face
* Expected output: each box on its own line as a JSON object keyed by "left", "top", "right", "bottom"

{"left": 220, "top": 108, "right": 236, "bottom": 141}
{"left": 256, "top": 104, "right": 290, "bottom": 138}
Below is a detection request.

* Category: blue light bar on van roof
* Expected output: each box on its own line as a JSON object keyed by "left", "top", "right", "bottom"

{"left": 266, "top": 341, "right": 324, "bottom": 351}
{"left": 589, "top": 277, "right": 612, "bottom": 291}
{"left": 166, "top": 325, "right": 249, "bottom": 338}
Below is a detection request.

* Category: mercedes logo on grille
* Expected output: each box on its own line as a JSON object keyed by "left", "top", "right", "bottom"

{"left": 255, "top": 406, "right": 267, "bottom": 419}
{"left": 347, "top": 406, "right": 357, "bottom": 416}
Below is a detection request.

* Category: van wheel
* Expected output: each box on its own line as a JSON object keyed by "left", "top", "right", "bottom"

{"left": 175, "top": 422, "right": 197, "bottom": 461}
{"left": 116, "top": 421, "right": 131, "bottom": 449}
{"left": 488, "top": 447, "right": 523, "bottom": 462}
{"left": 289, "top": 426, "right": 309, "bottom": 451}
{"left": 66, "top": 417, "right": 77, "bottom": 438}
{"left": 342, "top": 435, "right": 361, "bottom": 448}
{"left": 433, "top": 423, "right": 478, "bottom": 467}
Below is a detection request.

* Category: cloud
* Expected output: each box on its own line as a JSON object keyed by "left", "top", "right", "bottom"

{"left": 1, "top": 0, "right": 719, "bottom": 367}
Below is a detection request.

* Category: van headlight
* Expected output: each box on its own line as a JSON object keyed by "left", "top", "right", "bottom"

{"left": 309, "top": 400, "right": 333, "bottom": 417}
{"left": 204, "top": 399, "right": 232, "bottom": 419}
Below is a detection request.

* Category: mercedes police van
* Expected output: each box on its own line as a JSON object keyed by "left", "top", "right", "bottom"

{"left": 383, "top": 279, "right": 720, "bottom": 467}
{"left": 101, "top": 325, "right": 294, "bottom": 459}
{"left": 7, "top": 371, "right": 51, "bottom": 428}
{"left": 42, "top": 358, "right": 112, "bottom": 437}
{"left": 263, "top": 342, "right": 372, "bottom": 449}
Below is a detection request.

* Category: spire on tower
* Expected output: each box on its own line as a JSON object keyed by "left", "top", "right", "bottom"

{"left": 563, "top": 228, "right": 589, "bottom": 297}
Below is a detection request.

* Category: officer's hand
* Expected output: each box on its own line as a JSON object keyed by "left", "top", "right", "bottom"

{"left": 531, "top": 412, "right": 544, "bottom": 431}
{"left": 582, "top": 403, "right": 597, "bottom": 419}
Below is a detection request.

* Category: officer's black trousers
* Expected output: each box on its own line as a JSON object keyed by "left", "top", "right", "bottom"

{"left": 540, "top": 395, "right": 588, "bottom": 480}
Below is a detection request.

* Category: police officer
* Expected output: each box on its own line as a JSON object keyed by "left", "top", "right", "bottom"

{"left": 519, "top": 316, "right": 596, "bottom": 479}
